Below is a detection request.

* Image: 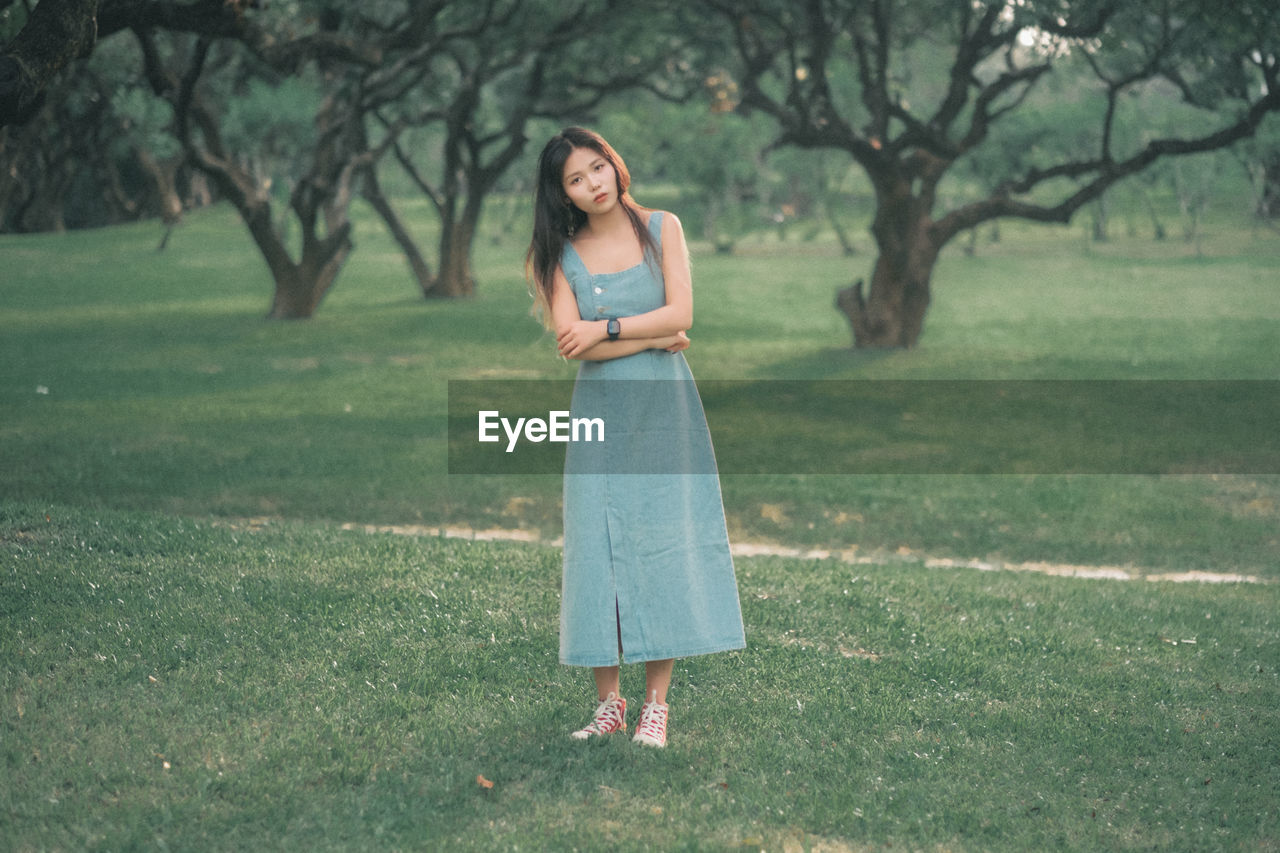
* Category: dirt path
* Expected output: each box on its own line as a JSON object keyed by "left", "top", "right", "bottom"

{"left": 334, "top": 521, "right": 1269, "bottom": 585}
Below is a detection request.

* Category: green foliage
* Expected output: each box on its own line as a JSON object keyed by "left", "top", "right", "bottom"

{"left": 220, "top": 74, "right": 325, "bottom": 183}
{"left": 111, "top": 86, "right": 181, "bottom": 160}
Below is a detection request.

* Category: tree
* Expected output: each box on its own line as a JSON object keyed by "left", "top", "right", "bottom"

{"left": 4, "top": 0, "right": 389, "bottom": 314}
{"left": 1236, "top": 113, "right": 1280, "bottom": 223}
{"left": 371, "top": 0, "right": 697, "bottom": 298}
{"left": 699, "top": 0, "right": 1280, "bottom": 347}
{"left": 131, "top": 29, "right": 383, "bottom": 318}
{"left": 0, "top": 0, "right": 98, "bottom": 128}
{"left": 5, "top": 0, "right": 696, "bottom": 313}
{"left": 0, "top": 32, "right": 197, "bottom": 233}
{"left": 0, "top": 0, "right": 279, "bottom": 128}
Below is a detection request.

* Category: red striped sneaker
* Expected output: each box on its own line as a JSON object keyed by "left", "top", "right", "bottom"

{"left": 632, "top": 698, "right": 668, "bottom": 748}
{"left": 570, "top": 692, "right": 626, "bottom": 740}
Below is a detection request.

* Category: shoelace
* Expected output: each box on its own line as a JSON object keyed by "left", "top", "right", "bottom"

{"left": 583, "top": 696, "right": 625, "bottom": 734}
{"left": 636, "top": 702, "right": 667, "bottom": 742}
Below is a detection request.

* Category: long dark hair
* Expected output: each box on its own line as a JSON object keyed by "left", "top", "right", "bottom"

{"left": 526, "top": 127, "right": 659, "bottom": 322}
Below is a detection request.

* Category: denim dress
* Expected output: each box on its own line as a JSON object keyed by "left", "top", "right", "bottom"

{"left": 559, "top": 211, "right": 746, "bottom": 666}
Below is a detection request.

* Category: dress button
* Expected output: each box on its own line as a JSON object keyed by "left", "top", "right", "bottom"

{"left": 596, "top": 306, "right": 605, "bottom": 314}
{"left": 593, "top": 286, "right": 603, "bottom": 294}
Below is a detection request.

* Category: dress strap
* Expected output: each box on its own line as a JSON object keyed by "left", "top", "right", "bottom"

{"left": 560, "top": 240, "right": 589, "bottom": 281}
{"left": 646, "top": 210, "right": 665, "bottom": 250}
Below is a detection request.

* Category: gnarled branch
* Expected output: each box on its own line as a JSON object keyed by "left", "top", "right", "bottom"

{"left": 0, "top": 0, "right": 98, "bottom": 127}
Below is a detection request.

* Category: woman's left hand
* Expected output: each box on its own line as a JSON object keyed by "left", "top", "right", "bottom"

{"left": 557, "top": 319, "right": 607, "bottom": 359}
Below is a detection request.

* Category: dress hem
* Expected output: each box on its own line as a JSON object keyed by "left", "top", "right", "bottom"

{"left": 559, "top": 638, "right": 746, "bottom": 668}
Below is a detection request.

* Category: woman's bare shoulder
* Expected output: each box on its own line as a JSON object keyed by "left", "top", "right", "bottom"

{"left": 657, "top": 209, "right": 686, "bottom": 236}
{"left": 636, "top": 207, "right": 683, "bottom": 228}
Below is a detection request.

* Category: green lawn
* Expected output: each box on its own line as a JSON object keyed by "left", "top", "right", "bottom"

{"left": 2, "top": 201, "right": 1279, "bottom": 849}
{"left": 2, "top": 502, "right": 1276, "bottom": 850}
{"left": 2, "top": 203, "right": 1278, "bottom": 575}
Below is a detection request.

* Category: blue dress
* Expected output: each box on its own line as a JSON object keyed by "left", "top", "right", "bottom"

{"left": 559, "top": 211, "right": 746, "bottom": 667}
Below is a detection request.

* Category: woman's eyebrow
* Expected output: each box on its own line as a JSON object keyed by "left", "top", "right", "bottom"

{"left": 564, "top": 158, "right": 605, "bottom": 179}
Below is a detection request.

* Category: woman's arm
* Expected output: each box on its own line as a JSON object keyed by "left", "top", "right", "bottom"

{"left": 555, "top": 212, "right": 693, "bottom": 358}
{"left": 550, "top": 265, "right": 689, "bottom": 362}
{"left": 576, "top": 331, "right": 689, "bottom": 362}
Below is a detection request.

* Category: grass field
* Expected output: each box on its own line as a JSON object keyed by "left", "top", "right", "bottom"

{"left": 3, "top": 502, "right": 1277, "bottom": 851}
{"left": 2, "top": 199, "right": 1279, "bottom": 849}
{"left": 3, "top": 202, "right": 1278, "bottom": 574}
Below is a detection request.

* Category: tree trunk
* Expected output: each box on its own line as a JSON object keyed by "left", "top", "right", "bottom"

{"left": 186, "top": 171, "right": 212, "bottom": 208}
{"left": 835, "top": 187, "right": 938, "bottom": 349}
{"left": 1090, "top": 195, "right": 1109, "bottom": 242}
{"left": 21, "top": 142, "right": 74, "bottom": 231}
{"left": 137, "top": 148, "right": 183, "bottom": 224}
{"left": 266, "top": 241, "right": 350, "bottom": 318}
{"left": 426, "top": 202, "right": 479, "bottom": 298}
{"left": 362, "top": 164, "right": 432, "bottom": 292}
{"left": 264, "top": 222, "right": 352, "bottom": 319}
{"left": 0, "top": 114, "right": 41, "bottom": 228}
{"left": 230, "top": 192, "right": 351, "bottom": 319}
{"left": 1136, "top": 186, "right": 1167, "bottom": 240}
{"left": 1260, "top": 154, "right": 1280, "bottom": 219}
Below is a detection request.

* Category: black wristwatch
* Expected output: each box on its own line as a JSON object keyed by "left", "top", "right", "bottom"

{"left": 606, "top": 318, "right": 621, "bottom": 341}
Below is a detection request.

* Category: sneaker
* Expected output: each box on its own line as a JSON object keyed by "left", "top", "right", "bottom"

{"left": 632, "top": 699, "right": 668, "bottom": 748}
{"left": 570, "top": 691, "right": 626, "bottom": 740}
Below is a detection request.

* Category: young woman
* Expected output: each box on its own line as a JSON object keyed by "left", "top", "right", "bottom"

{"left": 527, "top": 127, "right": 745, "bottom": 748}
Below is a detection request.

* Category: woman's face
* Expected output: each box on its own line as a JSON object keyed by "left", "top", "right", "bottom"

{"left": 561, "top": 146, "right": 618, "bottom": 216}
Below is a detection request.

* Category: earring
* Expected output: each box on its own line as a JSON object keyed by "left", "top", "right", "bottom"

{"left": 564, "top": 200, "right": 576, "bottom": 238}
{"left": 567, "top": 217, "right": 576, "bottom": 238}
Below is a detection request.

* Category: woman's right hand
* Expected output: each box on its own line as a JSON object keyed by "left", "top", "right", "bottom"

{"left": 664, "top": 331, "right": 690, "bottom": 353}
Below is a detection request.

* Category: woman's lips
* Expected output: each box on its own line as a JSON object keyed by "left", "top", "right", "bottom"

{"left": 594, "top": 192, "right": 608, "bottom": 203}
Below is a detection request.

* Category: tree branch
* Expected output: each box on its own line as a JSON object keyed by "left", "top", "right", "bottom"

{"left": 389, "top": 138, "right": 444, "bottom": 215}
{"left": 933, "top": 85, "right": 1280, "bottom": 242}
{"left": 956, "top": 58, "right": 1052, "bottom": 153}
{"left": 0, "top": 0, "right": 98, "bottom": 127}
{"left": 930, "top": 3, "right": 1006, "bottom": 135}
{"left": 101, "top": 0, "right": 383, "bottom": 71}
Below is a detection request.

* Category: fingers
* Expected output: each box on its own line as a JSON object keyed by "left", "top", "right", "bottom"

{"left": 556, "top": 325, "right": 584, "bottom": 358}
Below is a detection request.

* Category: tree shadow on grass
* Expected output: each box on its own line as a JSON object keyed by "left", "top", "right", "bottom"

{"left": 754, "top": 345, "right": 899, "bottom": 380}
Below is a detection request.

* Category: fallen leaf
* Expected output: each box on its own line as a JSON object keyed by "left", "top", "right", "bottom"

{"left": 476, "top": 774, "right": 494, "bottom": 789}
